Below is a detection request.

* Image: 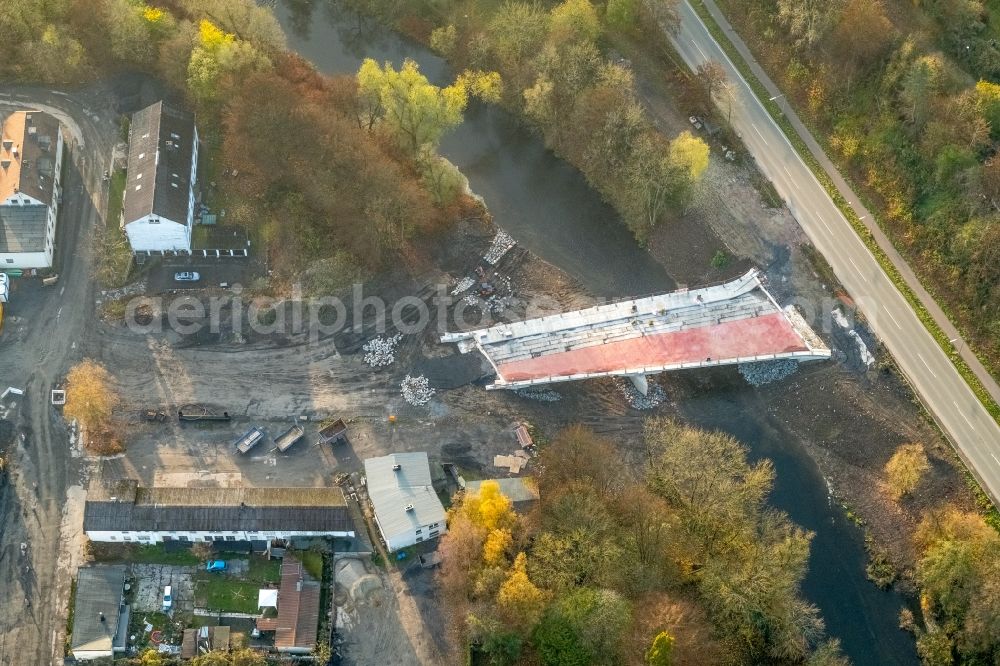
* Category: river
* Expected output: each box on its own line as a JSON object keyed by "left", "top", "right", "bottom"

{"left": 271, "top": 2, "right": 919, "bottom": 663}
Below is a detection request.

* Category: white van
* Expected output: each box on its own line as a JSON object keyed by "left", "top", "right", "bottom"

{"left": 162, "top": 585, "right": 173, "bottom": 612}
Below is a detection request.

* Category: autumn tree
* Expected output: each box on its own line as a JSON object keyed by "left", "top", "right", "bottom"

{"left": 695, "top": 60, "right": 727, "bottom": 104}
{"left": 645, "top": 630, "right": 674, "bottom": 665}
{"left": 777, "top": 0, "right": 843, "bottom": 49}
{"left": 829, "top": 0, "right": 893, "bottom": 77}
{"left": 229, "top": 648, "right": 268, "bottom": 666}
{"left": 915, "top": 507, "right": 1000, "bottom": 660}
{"left": 486, "top": 2, "right": 551, "bottom": 98}
{"left": 497, "top": 552, "right": 548, "bottom": 630}
{"left": 883, "top": 443, "right": 930, "bottom": 500}
{"left": 357, "top": 58, "right": 500, "bottom": 154}
{"left": 188, "top": 19, "right": 271, "bottom": 109}
{"left": 64, "top": 359, "right": 122, "bottom": 454}
{"left": 644, "top": 418, "right": 829, "bottom": 662}
{"left": 549, "top": 0, "right": 601, "bottom": 45}
{"left": 533, "top": 587, "right": 631, "bottom": 664}
{"left": 176, "top": 0, "right": 285, "bottom": 54}
{"left": 190, "top": 651, "right": 230, "bottom": 666}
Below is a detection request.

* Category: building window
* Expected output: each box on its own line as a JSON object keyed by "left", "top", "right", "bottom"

{"left": 415, "top": 528, "right": 422, "bottom": 535}
{"left": 225, "top": 536, "right": 236, "bottom": 541}
{"left": 4, "top": 259, "right": 13, "bottom": 264}
{"left": 429, "top": 531, "right": 440, "bottom": 538}
{"left": 163, "top": 536, "right": 174, "bottom": 542}
{"left": 123, "top": 536, "right": 132, "bottom": 542}
{"left": 203, "top": 537, "right": 212, "bottom": 542}
{"left": 429, "top": 523, "right": 438, "bottom": 528}
{"left": 138, "top": 535, "right": 150, "bottom": 542}
{"left": 179, "top": 535, "right": 189, "bottom": 542}
{"left": 416, "top": 536, "right": 424, "bottom": 542}
{"left": 108, "top": 536, "right": 117, "bottom": 541}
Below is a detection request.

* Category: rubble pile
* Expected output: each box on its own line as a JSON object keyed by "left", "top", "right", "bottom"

{"left": 451, "top": 276, "right": 475, "bottom": 295}
{"left": 484, "top": 230, "right": 516, "bottom": 264}
{"left": 401, "top": 375, "right": 435, "bottom": 406}
{"left": 738, "top": 359, "right": 800, "bottom": 386}
{"left": 514, "top": 387, "right": 563, "bottom": 402}
{"left": 619, "top": 380, "right": 666, "bottom": 410}
{"left": 362, "top": 334, "right": 403, "bottom": 368}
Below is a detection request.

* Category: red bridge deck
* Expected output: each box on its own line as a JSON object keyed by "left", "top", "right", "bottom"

{"left": 497, "top": 312, "right": 807, "bottom": 383}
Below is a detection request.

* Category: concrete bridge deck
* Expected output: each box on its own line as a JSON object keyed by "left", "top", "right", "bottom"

{"left": 442, "top": 269, "right": 830, "bottom": 390}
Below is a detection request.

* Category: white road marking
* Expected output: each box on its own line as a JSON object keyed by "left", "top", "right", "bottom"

{"left": 815, "top": 211, "right": 832, "bottom": 233}
{"left": 751, "top": 123, "right": 768, "bottom": 145}
{"left": 954, "top": 401, "right": 975, "bottom": 430}
{"left": 848, "top": 256, "right": 867, "bottom": 281}
{"left": 882, "top": 305, "right": 902, "bottom": 329}
{"left": 992, "top": 453, "right": 1000, "bottom": 466}
{"left": 692, "top": 40, "right": 708, "bottom": 60}
{"left": 782, "top": 165, "right": 795, "bottom": 185}
{"left": 917, "top": 352, "right": 937, "bottom": 378}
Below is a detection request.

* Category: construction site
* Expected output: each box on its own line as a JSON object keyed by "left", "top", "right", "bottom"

{"left": 442, "top": 268, "right": 830, "bottom": 393}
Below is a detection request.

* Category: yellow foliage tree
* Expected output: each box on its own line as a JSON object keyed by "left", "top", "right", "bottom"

{"left": 483, "top": 527, "right": 513, "bottom": 567}
{"left": 357, "top": 58, "right": 502, "bottom": 154}
{"left": 142, "top": 6, "right": 165, "bottom": 23}
{"left": 668, "top": 131, "right": 710, "bottom": 181}
{"left": 550, "top": 0, "right": 602, "bottom": 44}
{"left": 64, "top": 359, "right": 118, "bottom": 431}
{"left": 199, "top": 19, "right": 234, "bottom": 51}
{"left": 497, "top": 552, "right": 547, "bottom": 630}
{"left": 462, "top": 480, "right": 515, "bottom": 532}
{"left": 884, "top": 443, "right": 930, "bottom": 500}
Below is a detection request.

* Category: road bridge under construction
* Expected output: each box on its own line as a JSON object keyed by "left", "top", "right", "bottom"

{"left": 441, "top": 269, "right": 831, "bottom": 393}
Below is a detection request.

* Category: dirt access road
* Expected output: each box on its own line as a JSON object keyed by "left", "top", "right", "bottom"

{"left": 0, "top": 78, "right": 158, "bottom": 666}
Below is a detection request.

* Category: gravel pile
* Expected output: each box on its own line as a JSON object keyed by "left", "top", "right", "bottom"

{"left": 619, "top": 379, "right": 666, "bottom": 410}
{"left": 363, "top": 334, "right": 403, "bottom": 368}
{"left": 484, "top": 230, "right": 515, "bottom": 264}
{"left": 738, "top": 359, "right": 800, "bottom": 386}
{"left": 401, "top": 375, "right": 435, "bottom": 405}
{"left": 514, "top": 387, "right": 563, "bottom": 402}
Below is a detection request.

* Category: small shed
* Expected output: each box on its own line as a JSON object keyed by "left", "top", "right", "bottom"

{"left": 466, "top": 477, "right": 540, "bottom": 514}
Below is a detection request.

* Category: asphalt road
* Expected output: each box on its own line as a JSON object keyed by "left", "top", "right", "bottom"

{"left": 669, "top": 1, "right": 1000, "bottom": 500}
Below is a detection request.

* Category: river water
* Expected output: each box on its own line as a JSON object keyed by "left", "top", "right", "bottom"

{"left": 272, "top": 3, "right": 918, "bottom": 663}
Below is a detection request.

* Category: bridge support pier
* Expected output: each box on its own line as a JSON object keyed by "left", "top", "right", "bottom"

{"left": 629, "top": 374, "right": 649, "bottom": 396}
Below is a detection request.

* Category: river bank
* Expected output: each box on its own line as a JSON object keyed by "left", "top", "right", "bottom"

{"left": 267, "top": 2, "right": 982, "bottom": 663}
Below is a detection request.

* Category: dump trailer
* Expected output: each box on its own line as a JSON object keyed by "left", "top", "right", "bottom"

{"left": 318, "top": 418, "right": 347, "bottom": 445}
{"left": 274, "top": 424, "right": 305, "bottom": 453}
{"left": 234, "top": 426, "right": 265, "bottom": 454}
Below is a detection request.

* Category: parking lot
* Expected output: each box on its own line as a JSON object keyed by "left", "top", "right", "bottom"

{"left": 145, "top": 256, "right": 259, "bottom": 294}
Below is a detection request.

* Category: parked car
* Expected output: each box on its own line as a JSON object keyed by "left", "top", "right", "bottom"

{"left": 162, "top": 585, "right": 173, "bottom": 612}
{"left": 205, "top": 560, "right": 227, "bottom": 572}
{"left": 174, "top": 271, "right": 200, "bottom": 282}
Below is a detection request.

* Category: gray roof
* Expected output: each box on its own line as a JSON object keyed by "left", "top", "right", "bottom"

{"left": 83, "top": 485, "right": 354, "bottom": 533}
{"left": 71, "top": 565, "right": 126, "bottom": 655}
{"left": 364, "top": 453, "right": 446, "bottom": 540}
{"left": 0, "top": 204, "right": 47, "bottom": 252}
{"left": 123, "top": 101, "right": 195, "bottom": 225}
{"left": 466, "top": 478, "right": 539, "bottom": 510}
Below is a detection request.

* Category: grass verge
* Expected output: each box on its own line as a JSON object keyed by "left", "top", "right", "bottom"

{"left": 688, "top": 0, "right": 1000, "bottom": 433}
{"left": 106, "top": 167, "right": 126, "bottom": 231}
